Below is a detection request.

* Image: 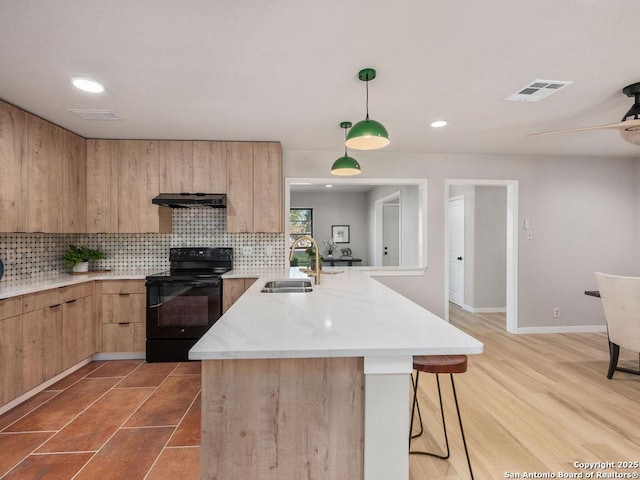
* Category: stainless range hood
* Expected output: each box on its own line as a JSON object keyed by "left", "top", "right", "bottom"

{"left": 152, "top": 193, "right": 227, "bottom": 208}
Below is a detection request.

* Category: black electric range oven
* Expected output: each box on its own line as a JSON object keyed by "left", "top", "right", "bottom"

{"left": 145, "top": 247, "right": 233, "bottom": 362}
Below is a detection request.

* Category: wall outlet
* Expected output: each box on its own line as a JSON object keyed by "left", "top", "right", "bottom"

{"left": 264, "top": 245, "right": 274, "bottom": 256}
{"left": 241, "top": 246, "right": 252, "bottom": 255}
{"left": 553, "top": 307, "right": 560, "bottom": 318}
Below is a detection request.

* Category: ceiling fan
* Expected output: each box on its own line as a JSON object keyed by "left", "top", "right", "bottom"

{"left": 528, "top": 82, "right": 640, "bottom": 146}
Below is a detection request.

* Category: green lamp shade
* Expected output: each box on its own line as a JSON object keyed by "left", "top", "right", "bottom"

{"left": 331, "top": 155, "right": 361, "bottom": 176}
{"left": 345, "top": 118, "right": 390, "bottom": 150}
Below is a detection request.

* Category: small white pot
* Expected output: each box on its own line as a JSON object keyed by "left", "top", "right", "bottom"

{"left": 72, "top": 261, "right": 89, "bottom": 273}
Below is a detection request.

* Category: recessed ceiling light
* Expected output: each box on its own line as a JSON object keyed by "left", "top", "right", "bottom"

{"left": 430, "top": 120, "right": 449, "bottom": 128}
{"left": 71, "top": 76, "right": 105, "bottom": 93}
{"left": 325, "top": 184, "right": 333, "bottom": 188}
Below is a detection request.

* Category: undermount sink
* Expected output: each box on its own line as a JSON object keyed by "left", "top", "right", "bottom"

{"left": 261, "top": 279, "right": 313, "bottom": 293}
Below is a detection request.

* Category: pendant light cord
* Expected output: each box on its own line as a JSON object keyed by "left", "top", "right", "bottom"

{"left": 365, "top": 79, "right": 370, "bottom": 120}
{"left": 343, "top": 125, "right": 348, "bottom": 155}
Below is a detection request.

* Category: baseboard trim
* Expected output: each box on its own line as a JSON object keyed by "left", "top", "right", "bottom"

{"left": 92, "top": 352, "right": 145, "bottom": 361}
{"left": 0, "top": 358, "right": 92, "bottom": 416}
{"left": 516, "top": 325, "right": 607, "bottom": 334}
{"left": 461, "top": 304, "right": 507, "bottom": 314}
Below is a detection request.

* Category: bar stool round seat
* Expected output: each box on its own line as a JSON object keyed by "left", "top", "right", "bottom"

{"left": 413, "top": 355, "right": 468, "bottom": 374}
{"left": 410, "top": 354, "right": 474, "bottom": 480}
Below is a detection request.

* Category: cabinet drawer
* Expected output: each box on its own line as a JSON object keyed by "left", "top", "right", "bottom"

{"left": 59, "top": 282, "right": 92, "bottom": 302}
{"left": 102, "top": 322, "right": 145, "bottom": 352}
{"left": 101, "top": 293, "right": 146, "bottom": 324}
{"left": 0, "top": 296, "right": 23, "bottom": 320}
{"left": 23, "top": 289, "right": 62, "bottom": 313}
{"left": 100, "top": 280, "right": 146, "bottom": 295}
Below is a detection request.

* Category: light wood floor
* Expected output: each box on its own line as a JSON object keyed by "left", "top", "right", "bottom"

{"left": 409, "top": 305, "right": 640, "bottom": 479}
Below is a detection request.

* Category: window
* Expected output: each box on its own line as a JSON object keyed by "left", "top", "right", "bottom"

{"left": 290, "top": 208, "right": 313, "bottom": 265}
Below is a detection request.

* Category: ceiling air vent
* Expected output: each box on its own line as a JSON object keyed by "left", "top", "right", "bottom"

{"left": 68, "top": 109, "right": 121, "bottom": 120}
{"left": 506, "top": 79, "right": 572, "bottom": 102}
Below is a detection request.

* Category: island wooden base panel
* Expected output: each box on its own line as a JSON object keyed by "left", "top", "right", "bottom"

{"left": 201, "top": 357, "right": 364, "bottom": 480}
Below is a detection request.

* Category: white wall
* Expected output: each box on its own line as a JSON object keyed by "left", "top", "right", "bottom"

{"left": 290, "top": 191, "right": 369, "bottom": 263}
{"left": 283, "top": 149, "right": 640, "bottom": 330}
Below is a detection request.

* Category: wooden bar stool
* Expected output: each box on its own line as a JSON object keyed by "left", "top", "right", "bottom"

{"left": 409, "top": 355, "right": 474, "bottom": 480}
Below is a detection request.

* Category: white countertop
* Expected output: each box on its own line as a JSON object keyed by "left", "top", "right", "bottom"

{"left": 0, "top": 270, "right": 154, "bottom": 298}
{"left": 190, "top": 267, "right": 483, "bottom": 360}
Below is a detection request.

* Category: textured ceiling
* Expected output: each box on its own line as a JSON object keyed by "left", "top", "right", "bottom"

{"left": 1, "top": 0, "right": 640, "bottom": 158}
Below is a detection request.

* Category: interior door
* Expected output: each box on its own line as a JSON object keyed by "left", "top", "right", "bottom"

{"left": 448, "top": 196, "right": 465, "bottom": 306}
{"left": 382, "top": 204, "right": 400, "bottom": 266}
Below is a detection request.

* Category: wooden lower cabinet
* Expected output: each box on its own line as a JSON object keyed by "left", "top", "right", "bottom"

{"left": 62, "top": 296, "right": 94, "bottom": 369}
{"left": 0, "top": 283, "right": 94, "bottom": 408}
{"left": 97, "top": 280, "right": 146, "bottom": 352}
{"left": 222, "top": 277, "right": 257, "bottom": 313}
{"left": 22, "top": 304, "right": 63, "bottom": 392}
{"left": 0, "top": 307, "right": 23, "bottom": 405}
{"left": 0, "top": 279, "right": 148, "bottom": 408}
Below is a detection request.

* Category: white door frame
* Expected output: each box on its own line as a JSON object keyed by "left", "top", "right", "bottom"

{"left": 444, "top": 179, "right": 519, "bottom": 333}
{"left": 447, "top": 195, "right": 465, "bottom": 307}
{"left": 375, "top": 191, "right": 401, "bottom": 266}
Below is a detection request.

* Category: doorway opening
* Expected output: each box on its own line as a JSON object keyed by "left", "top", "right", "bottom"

{"left": 444, "top": 180, "right": 519, "bottom": 333}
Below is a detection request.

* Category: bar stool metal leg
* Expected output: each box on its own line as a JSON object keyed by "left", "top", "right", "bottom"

{"left": 409, "top": 372, "right": 474, "bottom": 480}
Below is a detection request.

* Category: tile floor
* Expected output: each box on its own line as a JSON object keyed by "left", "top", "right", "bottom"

{"left": 0, "top": 360, "right": 202, "bottom": 480}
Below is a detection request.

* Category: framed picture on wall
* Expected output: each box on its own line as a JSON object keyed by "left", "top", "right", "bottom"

{"left": 331, "top": 225, "right": 350, "bottom": 243}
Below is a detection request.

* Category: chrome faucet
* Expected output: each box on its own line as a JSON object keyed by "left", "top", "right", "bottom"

{"left": 290, "top": 235, "right": 321, "bottom": 285}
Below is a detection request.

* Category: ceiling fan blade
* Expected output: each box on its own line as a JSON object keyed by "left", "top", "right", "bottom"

{"left": 528, "top": 119, "right": 640, "bottom": 138}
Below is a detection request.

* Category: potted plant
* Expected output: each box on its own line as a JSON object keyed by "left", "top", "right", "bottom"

{"left": 63, "top": 245, "right": 105, "bottom": 273}
{"left": 304, "top": 247, "right": 324, "bottom": 271}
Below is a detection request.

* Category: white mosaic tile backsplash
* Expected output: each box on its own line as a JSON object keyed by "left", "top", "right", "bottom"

{"left": 0, "top": 209, "right": 286, "bottom": 281}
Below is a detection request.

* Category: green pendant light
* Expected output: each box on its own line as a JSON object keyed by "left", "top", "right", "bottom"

{"left": 331, "top": 121, "right": 361, "bottom": 176}
{"left": 345, "top": 68, "right": 390, "bottom": 150}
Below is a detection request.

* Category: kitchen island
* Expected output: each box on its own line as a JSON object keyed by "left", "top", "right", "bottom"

{"left": 190, "top": 267, "right": 483, "bottom": 480}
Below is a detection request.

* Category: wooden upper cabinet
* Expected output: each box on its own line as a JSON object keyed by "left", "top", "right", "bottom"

{"left": 225, "top": 142, "right": 254, "bottom": 233}
{"left": 226, "top": 141, "right": 283, "bottom": 233}
{"left": 159, "top": 140, "right": 194, "bottom": 192}
{"left": 193, "top": 141, "right": 226, "bottom": 193}
{"left": 61, "top": 130, "right": 87, "bottom": 233}
{"left": 86, "top": 139, "right": 119, "bottom": 233}
{"left": 27, "top": 114, "right": 63, "bottom": 233}
{"left": 159, "top": 140, "right": 227, "bottom": 194}
{"left": 117, "top": 140, "right": 171, "bottom": 233}
{"left": 0, "top": 101, "right": 28, "bottom": 232}
{"left": 253, "top": 142, "right": 282, "bottom": 232}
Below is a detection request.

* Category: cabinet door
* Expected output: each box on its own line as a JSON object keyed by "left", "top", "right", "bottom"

{"left": 225, "top": 142, "right": 253, "bottom": 233}
{"left": 253, "top": 142, "right": 282, "bottom": 232}
{"left": 193, "top": 141, "right": 226, "bottom": 193}
{"left": 0, "top": 101, "right": 28, "bottom": 232}
{"left": 86, "top": 139, "right": 119, "bottom": 233}
{"left": 61, "top": 130, "right": 87, "bottom": 233}
{"left": 117, "top": 140, "right": 171, "bottom": 233}
{"left": 22, "top": 304, "right": 62, "bottom": 391}
{"left": 222, "top": 278, "right": 245, "bottom": 313}
{"left": 102, "top": 322, "right": 145, "bottom": 352}
{"left": 27, "top": 114, "right": 63, "bottom": 232}
{"left": 159, "top": 140, "right": 193, "bottom": 193}
{"left": 0, "top": 314, "right": 23, "bottom": 405}
{"left": 62, "top": 296, "right": 94, "bottom": 369}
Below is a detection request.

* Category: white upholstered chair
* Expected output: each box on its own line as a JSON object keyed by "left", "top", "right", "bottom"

{"left": 594, "top": 272, "right": 640, "bottom": 379}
